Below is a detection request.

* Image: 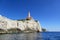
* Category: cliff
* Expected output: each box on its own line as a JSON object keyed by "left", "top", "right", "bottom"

{"left": 17, "top": 19, "right": 42, "bottom": 32}
{"left": 0, "top": 15, "right": 42, "bottom": 33}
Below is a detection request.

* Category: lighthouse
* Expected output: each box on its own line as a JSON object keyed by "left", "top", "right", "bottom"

{"left": 28, "top": 11, "right": 30, "bottom": 18}
{"left": 26, "top": 11, "right": 32, "bottom": 20}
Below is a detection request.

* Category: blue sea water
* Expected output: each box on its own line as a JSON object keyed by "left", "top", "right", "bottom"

{"left": 0, "top": 32, "right": 60, "bottom": 40}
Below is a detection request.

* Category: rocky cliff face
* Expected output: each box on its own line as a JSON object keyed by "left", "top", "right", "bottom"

{"left": 0, "top": 15, "right": 42, "bottom": 33}
{"left": 17, "top": 19, "right": 42, "bottom": 32}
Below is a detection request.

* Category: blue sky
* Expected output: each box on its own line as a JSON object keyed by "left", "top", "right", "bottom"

{"left": 0, "top": 0, "right": 60, "bottom": 31}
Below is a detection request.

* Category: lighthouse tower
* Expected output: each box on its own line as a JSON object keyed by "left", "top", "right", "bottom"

{"left": 26, "top": 11, "right": 32, "bottom": 20}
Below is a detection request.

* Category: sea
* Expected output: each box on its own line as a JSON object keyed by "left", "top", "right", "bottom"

{"left": 0, "top": 32, "right": 60, "bottom": 40}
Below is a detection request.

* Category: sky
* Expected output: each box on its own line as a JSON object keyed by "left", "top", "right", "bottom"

{"left": 0, "top": 0, "right": 60, "bottom": 31}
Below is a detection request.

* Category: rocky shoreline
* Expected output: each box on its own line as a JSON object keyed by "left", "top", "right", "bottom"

{"left": 0, "top": 28, "right": 46, "bottom": 34}
{"left": 0, "top": 30, "right": 40, "bottom": 34}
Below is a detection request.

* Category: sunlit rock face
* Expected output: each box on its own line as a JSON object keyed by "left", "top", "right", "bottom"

{"left": 17, "top": 19, "right": 42, "bottom": 32}
{"left": 0, "top": 15, "right": 42, "bottom": 32}
{"left": 0, "top": 15, "right": 17, "bottom": 30}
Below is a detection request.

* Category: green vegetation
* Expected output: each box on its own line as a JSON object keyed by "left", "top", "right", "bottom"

{"left": 7, "top": 28, "right": 21, "bottom": 33}
{"left": 0, "top": 28, "right": 21, "bottom": 34}
{"left": 42, "top": 28, "right": 46, "bottom": 32}
{"left": 35, "top": 20, "right": 38, "bottom": 22}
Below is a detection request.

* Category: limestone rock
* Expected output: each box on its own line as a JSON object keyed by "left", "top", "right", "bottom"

{"left": 0, "top": 15, "right": 42, "bottom": 33}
